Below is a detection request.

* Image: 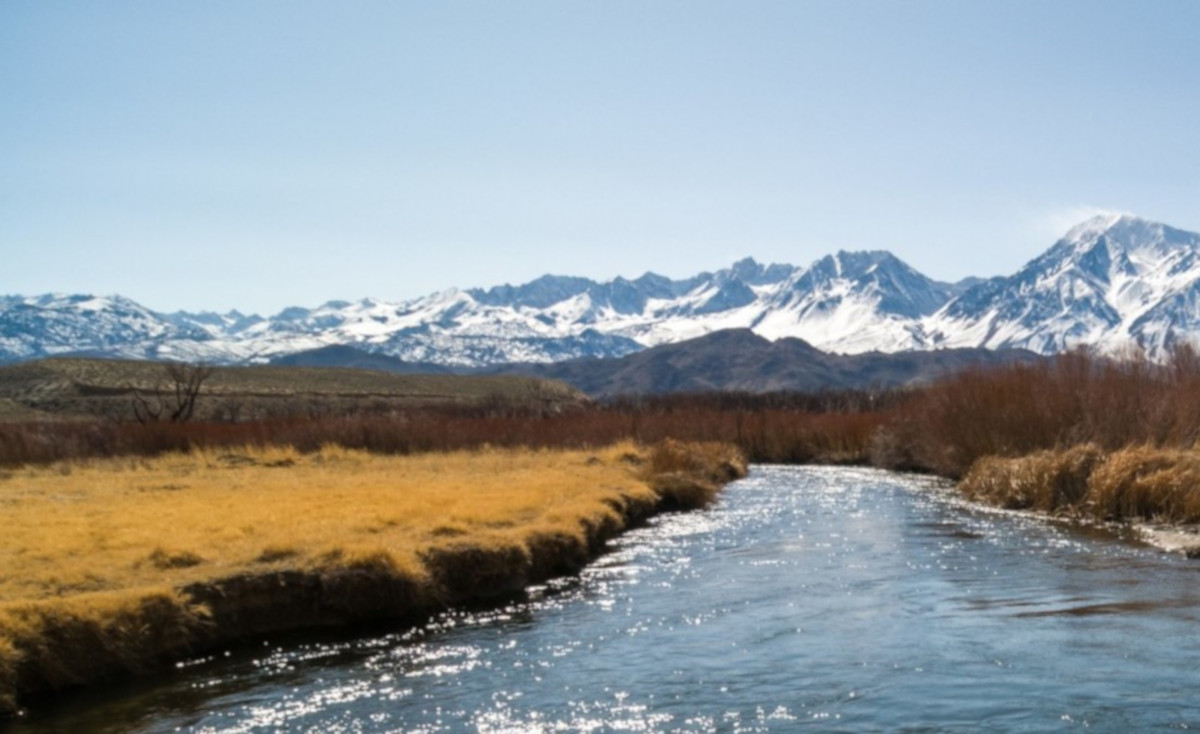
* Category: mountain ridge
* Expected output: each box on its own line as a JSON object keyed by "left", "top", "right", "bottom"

{"left": 4, "top": 213, "right": 1200, "bottom": 367}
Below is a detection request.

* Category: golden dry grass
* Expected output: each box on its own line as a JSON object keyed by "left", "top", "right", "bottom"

{"left": 0, "top": 443, "right": 656, "bottom": 603}
{"left": 960, "top": 444, "right": 1103, "bottom": 513}
{"left": 0, "top": 440, "right": 744, "bottom": 714}
{"left": 643, "top": 439, "right": 747, "bottom": 508}
{"left": 960, "top": 444, "right": 1200, "bottom": 523}
{"left": 1088, "top": 446, "right": 1200, "bottom": 523}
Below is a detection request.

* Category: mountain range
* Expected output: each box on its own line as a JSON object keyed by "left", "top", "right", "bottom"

{"left": 4, "top": 213, "right": 1199, "bottom": 367}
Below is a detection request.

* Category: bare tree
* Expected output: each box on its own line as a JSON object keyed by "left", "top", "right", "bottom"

{"left": 132, "top": 362, "right": 213, "bottom": 424}
{"left": 213, "top": 397, "right": 246, "bottom": 423}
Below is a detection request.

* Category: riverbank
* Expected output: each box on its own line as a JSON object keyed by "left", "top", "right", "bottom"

{"left": 958, "top": 444, "right": 1200, "bottom": 555}
{"left": 0, "top": 440, "right": 745, "bottom": 717}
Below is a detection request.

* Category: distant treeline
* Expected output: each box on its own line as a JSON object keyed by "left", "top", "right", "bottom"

{"left": 4, "top": 348, "right": 1200, "bottom": 479}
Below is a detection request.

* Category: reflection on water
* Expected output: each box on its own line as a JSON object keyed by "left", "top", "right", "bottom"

{"left": 7, "top": 466, "right": 1200, "bottom": 733}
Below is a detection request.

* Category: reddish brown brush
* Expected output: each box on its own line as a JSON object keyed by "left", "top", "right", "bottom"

{"left": 882, "top": 346, "right": 1200, "bottom": 477}
{"left": 0, "top": 400, "right": 887, "bottom": 468}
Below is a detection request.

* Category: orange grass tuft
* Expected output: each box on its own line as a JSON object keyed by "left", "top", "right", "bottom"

{"left": 642, "top": 439, "right": 748, "bottom": 509}
{"left": 1088, "top": 446, "right": 1200, "bottom": 523}
{"left": 960, "top": 444, "right": 1102, "bottom": 513}
{"left": 959, "top": 444, "right": 1200, "bottom": 524}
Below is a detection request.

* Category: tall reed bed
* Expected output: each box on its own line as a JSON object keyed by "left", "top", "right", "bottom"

{"left": 896, "top": 347, "right": 1200, "bottom": 526}
{"left": 879, "top": 347, "right": 1200, "bottom": 478}
{"left": 0, "top": 398, "right": 887, "bottom": 468}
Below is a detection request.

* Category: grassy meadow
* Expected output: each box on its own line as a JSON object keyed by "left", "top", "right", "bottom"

{"left": 0, "top": 440, "right": 745, "bottom": 715}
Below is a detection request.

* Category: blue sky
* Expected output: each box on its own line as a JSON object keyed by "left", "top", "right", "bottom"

{"left": 3, "top": 1, "right": 1198, "bottom": 314}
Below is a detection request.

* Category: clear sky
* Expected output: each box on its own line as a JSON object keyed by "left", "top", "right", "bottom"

{"left": 3, "top": 1, "right": 1198, "bottom": 315}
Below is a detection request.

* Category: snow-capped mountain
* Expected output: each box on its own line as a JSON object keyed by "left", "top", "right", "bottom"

{"left": 925, "top": 214, "right": 1200, "bottom": 356}
{"left": 0, "top": 294, "right": 208, "bottom": 362}
{"left": 3, "top": 213, "right": 1199, "bottom": 366}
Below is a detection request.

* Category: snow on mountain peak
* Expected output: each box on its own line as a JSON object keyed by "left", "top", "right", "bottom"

{"left": 1062, "top": 211, "right": 1131, "bottom": 242}
{"left": 1058, "top": 212, "right": 1191, "bottom": 254}
{"left": 5, "top": 213, "right": 1200, "bottom": 366}
{"left": 929, "top": 213, "right": 1200, "bottom": 358}
{"left": 1051, "top": 213, "right": 1200, "bottom": 281}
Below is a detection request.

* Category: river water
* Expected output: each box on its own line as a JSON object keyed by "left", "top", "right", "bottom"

{"left": 8, "top": 466, "right": 1200, "bottom": 732}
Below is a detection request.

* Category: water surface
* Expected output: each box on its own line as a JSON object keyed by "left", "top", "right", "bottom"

{"left": 9, "top": 466, "right": 1200, "bottom": 732}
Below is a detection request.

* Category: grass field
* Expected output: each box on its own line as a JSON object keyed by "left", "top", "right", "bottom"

{"left": 0, "top": 440, "right": 745, "bottom": 715}
{"left": 0, "top": 358, "right": 584, "bottom": 422}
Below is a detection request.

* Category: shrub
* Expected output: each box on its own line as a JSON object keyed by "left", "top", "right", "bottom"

{"left": 1088, "top": 446, "right": 1200, "bottom": 523}
{"left": 960, "top": 444, "right": 1102, "bottom": 513}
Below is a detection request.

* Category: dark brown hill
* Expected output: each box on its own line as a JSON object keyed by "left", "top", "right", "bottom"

{"left": 268, "top": 345, "right": 451, "bottom": 374}
{"left": 491, "top": 329, "right": 1042, "bottom": 396}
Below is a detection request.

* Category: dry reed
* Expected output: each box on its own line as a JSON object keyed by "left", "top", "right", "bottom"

{"left": 883, "top": 346, "right": 1200, "bottom": 477}
{"left": 960, "top": 444, "right": 1103, "bottom": 513}
{"left": 1088, "top": 446, "right": 1200, "bottom": 523}
{"left": 960, "top": 444, "right": 1200, "bottom": 524}
{"left": 0, "top": 393, "right": 888, "bottom": 470}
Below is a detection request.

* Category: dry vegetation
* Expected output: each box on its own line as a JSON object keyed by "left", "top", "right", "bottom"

{"left": 5, "top": 349, "right": 1200, "bottom": 514}
{"left": 0, "top": 440, "right": 745, "bottom": 715}
{"left": 876, "top": 347, "right": 1200, "bottom": 478}
{"left": 0, "top": 396, "right": 887, "bottom": 468}
{"left": 8, "top": 349, "right": 1200, "bottom": 481}
{"left": 962, "top": 445, "right": 1200, "bottom": 525}
{"left": 896, "top": 347, "right": 1200, "bottom": 528}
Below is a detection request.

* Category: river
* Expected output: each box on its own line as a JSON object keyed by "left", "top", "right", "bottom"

{"left": 7, "top": 466, "right": 1200, "bottom": 732}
